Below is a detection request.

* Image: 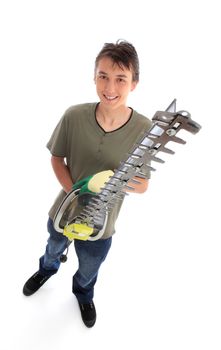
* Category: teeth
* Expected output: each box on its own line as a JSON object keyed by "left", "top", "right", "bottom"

{"left": 105, "top": 95, "right": 117, "bottom": 100}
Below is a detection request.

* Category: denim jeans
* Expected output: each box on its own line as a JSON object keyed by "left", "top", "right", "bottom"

{"left": 39, "top": 218, "right": 112, "bottom": 303}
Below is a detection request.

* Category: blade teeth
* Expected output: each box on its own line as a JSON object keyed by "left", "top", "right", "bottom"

{"left": 140, "top": 165, "right": 156, "bottom": 172}
{"left": 161, "top": 147, "right": 175, "bottom": 155}
{"left": 130, "top": 178, "right": 142, "bottom": 184}
{"left": 150, "top": 156, "right": 165, "bottom": 163}
{"left": 124, "top": 184, "right": 135, "bottom": 191}
{"left": 170, "top": 136, "right": 186, "bottom": 144}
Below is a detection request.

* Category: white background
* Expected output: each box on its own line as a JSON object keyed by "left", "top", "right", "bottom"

{"left": 0, "top": 0, "right": 220, "bottom": 349}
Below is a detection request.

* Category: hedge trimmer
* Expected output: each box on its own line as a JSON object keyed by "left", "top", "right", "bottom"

{"left": 53, "top": 99, "right": 201, "bottom": 257}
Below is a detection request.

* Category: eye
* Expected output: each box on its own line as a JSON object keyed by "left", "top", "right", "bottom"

{"left": 98, "top": 75, "right": 107, "bottom": 80}
{"left": 117, "top": 78, "right": 126, "bottom": 83}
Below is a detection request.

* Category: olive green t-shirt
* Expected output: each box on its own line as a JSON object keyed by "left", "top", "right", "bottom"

{"left": 47, "top": 102, "right": 152, "bottom": 239}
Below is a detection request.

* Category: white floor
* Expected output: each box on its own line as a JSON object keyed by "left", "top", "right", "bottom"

{"left": 2, "top": 153, "right": 221, "bottom": 350}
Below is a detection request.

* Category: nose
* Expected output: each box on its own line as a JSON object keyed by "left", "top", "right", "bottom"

{"left": 104, "top": 79, "right": 115, "bottom": 94}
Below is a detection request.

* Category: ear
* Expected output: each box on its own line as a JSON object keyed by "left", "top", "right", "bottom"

{"left": 93, "top": 68, "right": 97, "bottom": 84}
{"left": 131, "top": 81, "right": 138, "bottom": 92}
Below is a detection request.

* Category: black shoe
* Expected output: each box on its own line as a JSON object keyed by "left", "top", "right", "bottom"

{"left": 78, "top": 301, "right": 96, "bottom": 328}
{"left": 23, "top": 271, "right": 51, "bottom": 296}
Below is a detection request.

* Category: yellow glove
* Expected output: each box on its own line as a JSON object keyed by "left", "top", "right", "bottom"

{"left": 73, "top": 170, "right": 114, "bottom": 194}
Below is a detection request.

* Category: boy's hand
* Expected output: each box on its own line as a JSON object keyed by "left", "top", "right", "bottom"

{"left": 73, "top": 170, "right": 114, "bottom": 194}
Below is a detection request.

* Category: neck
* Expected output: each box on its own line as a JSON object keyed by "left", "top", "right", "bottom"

{"left": 96, "top": 103, "right": 131, "bottom": 130}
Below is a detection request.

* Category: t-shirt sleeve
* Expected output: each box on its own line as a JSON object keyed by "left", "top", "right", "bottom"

{"left": 46, "top": 115, "right": 67, "bottom": 157}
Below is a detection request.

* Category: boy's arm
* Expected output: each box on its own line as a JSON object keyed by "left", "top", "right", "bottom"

{"left": 51, "top": 156, "right": 149, "bottom": 195}
{"left": 51, "top": 155, "right": 73, "bottom": 193}
{"left": 126, "top": 177, "right": 149, "bottom": 194}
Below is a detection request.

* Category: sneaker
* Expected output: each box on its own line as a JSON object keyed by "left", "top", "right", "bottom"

{"left": 78, "top": 301, "right": 96, "bottom": 328}
{"left": 23, "top": 271, "right": 51, "bottom": 296}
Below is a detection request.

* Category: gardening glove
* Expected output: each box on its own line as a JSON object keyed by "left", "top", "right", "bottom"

{"left": 73, "top": 170, "right": 114, "bottom": 195}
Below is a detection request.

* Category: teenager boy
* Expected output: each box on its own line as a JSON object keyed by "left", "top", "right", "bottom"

{"left": 23, "top": 40, "right": 152, "bottom": 327}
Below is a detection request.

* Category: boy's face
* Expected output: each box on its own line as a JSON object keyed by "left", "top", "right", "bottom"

{"left": 94, "top": 57, "right": 137, "bottom": 110}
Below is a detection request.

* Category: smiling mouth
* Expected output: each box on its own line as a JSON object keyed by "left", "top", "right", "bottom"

{"left": 103, "top": 94, "right": 118, "bottom": 101}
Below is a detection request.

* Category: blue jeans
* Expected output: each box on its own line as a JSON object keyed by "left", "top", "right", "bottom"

{"left": 39, "top": 218, "right": 112, "bottom": 303}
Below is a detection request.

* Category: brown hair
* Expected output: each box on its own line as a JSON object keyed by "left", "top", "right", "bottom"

{"left": 95, "top": 39, "right": 140, "bottom": 82}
